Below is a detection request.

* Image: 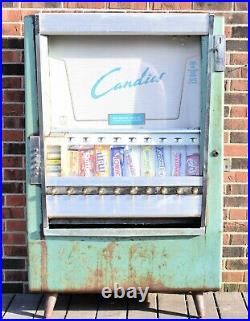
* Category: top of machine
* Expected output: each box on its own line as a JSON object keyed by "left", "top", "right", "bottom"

{"left": 35, "top": 13, "right": 211, "bottom": 134}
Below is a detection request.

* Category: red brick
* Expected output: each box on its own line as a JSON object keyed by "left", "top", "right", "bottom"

{"left": 3, "top": 221, "right": 6, "bottom": 232}
{"left": 229, "top": 209, "right": 247, "bottom": 220}
{"left": 2, "top": 51, "right": 23, "bottom": 63}
{"left": 230, "top": 234, "right": 248, "bottom": 245}
{"left": 225, "top": 259, "right": 248, "bottom": 270}
{"left": 230, "top": 106, "right": 248, "bottom": 118}
{"left": 226, "top": 184, "right": 248, "bottom": 195}
{"left": 109, "top": 2, "right": 146, "bottom": 10}
{"left": 244, "top": 272, "right": 248, "bottom": 282}
{"left": 224, "top": 172, "right": 248, "bottom": 183}
{"left": 2, "top": 156, "right": 23, "bottom": 168}
{"left": 230, "top": 132, "right": 248, "bottom": 144}
{"left": 193, "top": 2, "right": 233, "bottom": 10}
{"left": 5, "top": 195, "right": 26, "bottom": 207}
{"left": 224, "top": 119, "right": 248, "bottom": 130}
{"left": 222, "top": 271, "right": 244, "bottom": 282}
{"left": 2, "top": 23, "right": 21, "bottom": 36}
{"left": 21, "top": 2, "right": 61, "bottom": 8}
{"left": 2, "top": 130, "right": 23, "bottom": 142}
{"left": 2, "top": 10, "right": 21, "bottom": 22}
{"left": 151, "top": 2, "right": 192, "bottom": 10}
{"left": 4, "top": 245, "right": 27, "bottom": 257}
{"left": 230, "top": 53, "right": 248, "bottom": 66}
{"left": 224, "top": 26, "right": 232, "bottom": 38}
{"left": 2, "top": 104, "right": 24, "bottom": 116}
{"left": 4, "top": 271, "right": 27, "bottom": 282}
{"left": 223, "top": 233, "right": 230, "bottom": 245}
{"left": 224, "top": 132, "right": 229, "bottom": 143}
{"left": 64, "top": 2, "right": 106, "bottom": 9}
{"left": 231, "top": 80, "right": 248, "bottom": 91}
{"left": 3, "top": 90, "right": 24, "bottom": 103}
{"left": 223, "top": 12, "right": 248, "bottom": 25}
{"left": 225, "top": 92, "right": 248, "bottom": 105}
{"left": 4, "top": 169, "right": 25, "bottom": 181}
{"left": 6, "top": 220, "right": 26, "bottom": 232}
{"left": 224, "top": 221, "right": 248, "bottom": 233}
{"left": 2, "top": 233, "right": 26, "bottom": 245}
{"left": 2, "top": 77, "right": 22, "bottom": 89}
{"left": 2, "top": 208, "right": 25, "bottom": 219}
{"left": 224, "top": 144, "right": 247, "bottom": 157}
{"left": 235, "top": 2, "right": 248, "bottom": 10}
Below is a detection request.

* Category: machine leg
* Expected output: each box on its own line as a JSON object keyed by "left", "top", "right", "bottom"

{"left": 192, "top": 292, "right": 205, "bottom": 318}
{"left": 44, "top": 293, "right": 58, "bottom": 319}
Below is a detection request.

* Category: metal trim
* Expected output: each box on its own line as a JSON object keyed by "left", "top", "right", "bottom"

{"left": 44, "top": 227, "right": 205, "bottom": 237}
{"left": 39, "top": 13, "right": 209, "bottom": 36}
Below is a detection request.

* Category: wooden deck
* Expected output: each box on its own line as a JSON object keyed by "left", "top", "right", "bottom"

{"left": 2, "top": 292, "right": 248, "bottom": 319}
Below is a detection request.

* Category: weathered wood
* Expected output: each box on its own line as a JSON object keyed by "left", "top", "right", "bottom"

{"left": 34, "top": 295, "right": 70, "bottom": 319}
{"left": 66, "top": 294, "right": 99, "bottom": 319}
{"left": 158, "top": 294, "right": 187, "bottom": 319}
{"left": 2, "top": 294, "right": 15, "bottom": 317}
{"left": 127, "top": 293, "right": 157, "bottom": 319}
{"left": 242, "top": 292, "right": 248, "bottom": 308}
{"left": 4, "top": 294, "right": 42, "bottom": 319}
{"left": 96, "top": 297, "right": 127, "bottom": 319}
{"left": 187, "top": 293, "right": 219, "bottom": 319}
{"left": 215, "top": 292, "right": 248, "bottom": 319}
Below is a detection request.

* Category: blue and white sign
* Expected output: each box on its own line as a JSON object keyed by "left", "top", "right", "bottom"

{"left": 48, "top": 36, "right": 201, "bottom": 131}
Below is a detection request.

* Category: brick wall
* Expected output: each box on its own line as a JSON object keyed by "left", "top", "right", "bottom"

{"left": 2, "top": 2, "right": 248, "bottom": 293}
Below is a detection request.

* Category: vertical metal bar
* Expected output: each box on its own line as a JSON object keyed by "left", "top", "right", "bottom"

{"left": 24, "top": 16, "right": 42, "bottom": 238}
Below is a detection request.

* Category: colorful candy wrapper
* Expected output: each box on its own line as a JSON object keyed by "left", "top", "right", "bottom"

{"left": 95, "top": 145, "right": 110, "bottom": 176}
{"left": 111, "top": 146, "right": 125, "bottom": 176}
{"left": 155, "top": 146, "right": 171, "bottom": 176}
{"left": 186, "top": 146, "right": 200, "bottom": 176}
{"left": 141, "top": 146, "right": 155, "bottom": 176}
{"left": 124, "top": 146, "right": 140, "bottom": 177}
{"left": 171, "top": 146, "right": 186, "bottom": 176}
{"left": 79, "top": 146, "right": 95, "bottom": 177}
{"left": 68, "top": 150, "right": 79, "bottom": 176}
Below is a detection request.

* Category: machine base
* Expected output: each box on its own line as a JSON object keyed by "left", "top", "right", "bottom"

{"left": 44, "top": 292, "right": 205, "bottom": 318}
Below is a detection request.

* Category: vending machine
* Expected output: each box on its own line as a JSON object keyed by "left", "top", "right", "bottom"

{"left": 25, "top": 13, "right": 224, "bottom": 318}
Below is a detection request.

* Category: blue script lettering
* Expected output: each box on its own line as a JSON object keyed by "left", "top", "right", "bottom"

{"left": 91, "top": 67, "right": 166, "bottom": 99}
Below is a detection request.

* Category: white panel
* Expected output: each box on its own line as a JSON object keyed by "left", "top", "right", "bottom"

{"left": 46, "top": 195, "right": 202, "bottom": 218}
{"left": 39, "top": 13, "right": 209, "bottom": 35}
{"left": 47, "top": 35, "right": 201, "bottom": 132}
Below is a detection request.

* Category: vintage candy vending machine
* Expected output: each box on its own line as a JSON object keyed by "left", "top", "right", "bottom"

{"left": 25, "top": 13, "right": 224, "bottom": 318}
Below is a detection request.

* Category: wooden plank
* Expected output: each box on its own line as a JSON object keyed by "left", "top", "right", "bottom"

{"left": 66, "top": 294, "right": 99, "bottom": 319}
{"left": 4, "top": 294, "right": 42, "bottom": 319}
{"left": 34, "top": 295, "right": 70, "bottom": 319}
{"left": 127, "top": 293, "right": 157, "bottom": 319}
{"left": 2, "top": 294, "right": 15, "bottom": 317}
{"left": 187, "top": 293, "right": 219, "bottom": 319}
{"left": 158, "top": 294, "right": 187, "bottom": 319}
{"left": 242, "top": 292, "right": 248, "bottom": 308}
{"left": 96, "top": 297, "right": 127, "bottom": 319}
{"left": 215, "top": 292, "right": 248, "bottom": 319}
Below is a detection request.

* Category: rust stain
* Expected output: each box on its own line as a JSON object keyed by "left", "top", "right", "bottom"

{"left": 41, "top": 240, "right": 48, "bottom": 291}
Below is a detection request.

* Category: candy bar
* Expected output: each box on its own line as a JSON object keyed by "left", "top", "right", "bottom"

{"left": 124, "top": 146, "right": 141, "bottom": 177}
{"left": 141, "top": 146, "right": 155, "bottom": 176}
{"left": 155, "top": 146, "right": 171, "bottom": 176}
{"left": 186, "top": 146, "right": 200, "bottom": 176}
{"left": 79, "top": 146, "right": 95, "bottom": 177}
{"left": 111, "top": 146, "right": 125, "bottom": 177}
{"left": 171, "top": 146, "right": 186, "bottom": 176}
{"left": 95, "top": 145, "right": 110, "bottom": 176}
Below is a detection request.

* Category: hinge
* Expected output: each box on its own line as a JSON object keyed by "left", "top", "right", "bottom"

{"left": 212, "top": 35, "right": 225, "bottom": 72}
{"left": 29, "top": 136, "right": 41, "bottom": 185}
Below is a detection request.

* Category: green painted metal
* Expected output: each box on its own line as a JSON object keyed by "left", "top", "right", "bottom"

{"left": 26, "top": 16, "right": 224, "bottom": 293}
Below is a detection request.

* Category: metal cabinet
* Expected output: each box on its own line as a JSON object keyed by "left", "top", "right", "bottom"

{"left": 25, "top": 13, "right": 224, "bottom": 318}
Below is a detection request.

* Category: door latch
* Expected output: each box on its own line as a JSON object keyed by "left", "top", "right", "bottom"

{"left": 29, "top": 136, "right": 41, "bottom": 184}
{"left": 213, "top": 35, "right": 225, "bottom": 72}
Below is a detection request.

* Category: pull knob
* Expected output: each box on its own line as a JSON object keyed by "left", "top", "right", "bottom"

{"left": 67, "top": 187, "right": 75, "bottom": 195}
{"left": 114, "top": 187, "right": 122, "bottom": 195}
{"left": 130, "top": 187, "right": 138, "bottom": 195}
{"left": 51, "top": 188, "right": 58, "bottom": 195}
{"left": 177, "top": 187, "right": 184, "bottom": 195}
{"left": 161, "top": 187, "right": 169, "bottom": 195}
{"left": 211, "top": 150, "right": 219, "bottom": 157}
{"left": 98, "top": 137, "right": 104, "bottom": 143}
{"left": 129, "top": 137, "right": 136, "bottom": 143}
{"left": 83, "top": 187, "right": 91, "bottom": 195}
{"left": 146, "top": 187, "right": 154, "bottom": 195}
{"left": 192, "top": 187, "right": 199, "bottom": 195}
{"left": 99, "top": 187, "right": 106, "bottom": 195}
